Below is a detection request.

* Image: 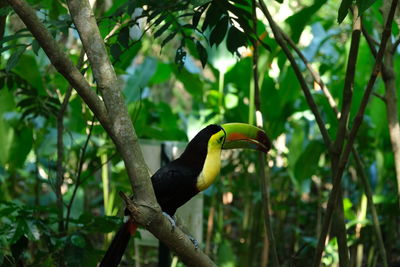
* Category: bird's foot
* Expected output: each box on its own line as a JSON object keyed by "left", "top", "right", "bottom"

{"left": 162, "top": 212, "right": 176, "bottom": 232}
{"left": 188, "top": 235, "right": 200, "bottom": 250}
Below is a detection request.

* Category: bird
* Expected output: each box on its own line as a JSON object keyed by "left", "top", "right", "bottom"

{"left": 99, "top": 123, "right": 271, "bottom": 266}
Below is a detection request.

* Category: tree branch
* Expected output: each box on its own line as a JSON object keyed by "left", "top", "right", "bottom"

{"left": 391, "top": 37, "right": 400, "bottom": 54}
{"left": 65, "top": 115, "right": 95, "bottom": 231}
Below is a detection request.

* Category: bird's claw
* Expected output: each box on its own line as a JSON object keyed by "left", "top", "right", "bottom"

{"left": 188, "top": 235, "right": 199, "bottom": 250}
{"left": 162, "top": 212, "right": 176, "bottom": 232}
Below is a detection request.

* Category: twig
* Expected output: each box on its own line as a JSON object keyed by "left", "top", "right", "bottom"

{"left": 258, "top": 0, "right": 332, "bottom": 148}
{"left": 391, "top": 37, "right": 400, "bottom": 54}
{"left": 372, "top": 92, "right": 386, "bottom": 103}
{"left": 361, "top": 22, "right": 378, "bottom": 57}
{"left": 281, "top": 31, "right": 340, "bottom": 117}
{"left": 65, "top": 115, "right": 95, "bottom": 231}
{"left": 352, "top": 149, "right": 388, "bottom": 267}
{"left": 251, "top": 1, "right": 279, "bottom": 266}
{"left": 56, "top": 50, "right": 85, "bottom": 235}
{"left": 312, "top": 0, "right": 398, "bottom": 265}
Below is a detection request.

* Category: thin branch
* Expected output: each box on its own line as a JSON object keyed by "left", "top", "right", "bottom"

{"left": 281, "top": 31, "right": 340, "bottom": 117}
{"left": 312, "top": 0, "right": 398, "bottom": 265}
{"left": 352, "top": 149, "right": 388, "bottom": 267}
{"left": 56, "top": 50, "right": 85, "bottom": 235}
{"left": 361, "top": 21, "right": 378, "bottom": 57}
{"left": 55, "top": 88, "right": 72, "bottom": 234}
{"left": 258, "top": 0, "right": 332, "bottom": 148}
{"left": 391, "top": 37, "right": 400, "bottom": 54}
{"left": 251, "top": 1, "right": 280, "bottom": 266}
{"left": 372, "top": 92, "right": 387, "bottom": 102}
{"left": 65, "top": 115, "right": 95, "bottom": 231}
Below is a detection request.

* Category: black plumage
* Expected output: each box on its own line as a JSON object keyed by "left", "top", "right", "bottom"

{"left": 152, "top": 124, "right": 222, "bottom": 216}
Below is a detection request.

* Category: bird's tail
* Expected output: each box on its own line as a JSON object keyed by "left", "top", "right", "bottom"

{"left": 99, "top": 220, "right": 138, "bottom": 267}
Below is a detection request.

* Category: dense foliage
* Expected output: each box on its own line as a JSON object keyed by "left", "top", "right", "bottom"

{"left": 0, "top": 0, "right": 399, "bottom": 266}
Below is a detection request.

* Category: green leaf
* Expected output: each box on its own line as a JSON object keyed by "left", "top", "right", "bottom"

{"left": 192, "top": 4, "right": 209, "bottom": 28}
{"left": 161, "top": 31, "right": 177, "bottom": 48}
{"left": 338, "top": 0, "right": 353, "bottom": 24}
{"left": 202, "top": 2, "right": 223, "bottom": 32}
{"left": 0, "top": 34, "right": 31, "bottom": 46}
{"left": 0, "top": 6, "right": 12, "bottom": 16}
{"left": 286, "top": 0, "right": 327, "bottom": 42}
{"left": 6, "top": 45, "right": 27, "bottom": 72}
{"left": 13, "top": 55, "right": 45, "bottom": 93}
{"left": 196, "top": 41, "right": 208, "bottom": 68}
{"left": 8, "top": 128, "right": 33, "bottom": 170}
{"left": 71, "top": 234, "right": 86, "bottom": 248}
{"left": 149, "top": 62, "right": 172, "bottom": 84}
{"left": 154, "top": 20, "right": 173, "bottom": 39}
{"left": 31, "top": 39, "right": 40, "bottom": 55}
{"left": 226, "top": 26, "right": 247, "bottom": 56}
{"left": 210, "top": 15, "right": 229, "bottom": 47}
{"left": 191, "top": 0, "right": 211, "bottom": 7}
{"left": 294, "top": 140, "right": 325, "bottom": 182}
{"left": 110, "top": 43, "right": 122, "bottom": 60}
{"left": 123, "top": 57, "right": 157, "bottom": 103}
{"left": 173, "top": 66, "right": 203, "bottom": 96}
{"left": 117, "top": 26, "right": 130, "bottom": 48}
{"left": 356, "top": 0, "right": 376, "bottom": 14}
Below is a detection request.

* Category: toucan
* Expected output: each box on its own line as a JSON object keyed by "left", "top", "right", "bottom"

{"left": 99, "top": 123, "right": 271, "bottom": 266}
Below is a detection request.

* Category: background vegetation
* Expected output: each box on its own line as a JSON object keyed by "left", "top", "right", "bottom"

{"left": 0, "top": 0, "right": 399, "bottom": 266}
